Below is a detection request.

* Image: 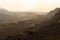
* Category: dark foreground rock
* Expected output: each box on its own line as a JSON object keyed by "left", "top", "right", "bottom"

{"left": 0, "top": 8, "right": 60, "bottom": 40}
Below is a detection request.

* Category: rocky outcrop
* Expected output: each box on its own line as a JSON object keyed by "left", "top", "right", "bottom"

{"left": 28, "top": 8, "right": 60, "bottom": 40}
{"left": 48, "top": 8, "right": 60, "bottom": 24}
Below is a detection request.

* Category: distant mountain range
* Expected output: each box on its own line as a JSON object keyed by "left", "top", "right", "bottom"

{"left": 0, "top": 8, "right": 47, "bottom": 24}
{"left": 0, "top": 8, "right": 60, "bottom": 25}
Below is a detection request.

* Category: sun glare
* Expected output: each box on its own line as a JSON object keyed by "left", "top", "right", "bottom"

{"left": 43, "top": 0, "right": 56, "bottom": 5}
{"left": 0, "top": 0, "right": 60, "bottom": 12}
{"left": 21, "top": 0, "right": 37, "bottom": 10}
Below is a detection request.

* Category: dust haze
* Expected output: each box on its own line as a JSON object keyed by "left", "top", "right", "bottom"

{"left": 0, "top": 0, "right": 60, "bottom": 40}
{"left": 0, "top": 8, "right": 60, "bottom": 40}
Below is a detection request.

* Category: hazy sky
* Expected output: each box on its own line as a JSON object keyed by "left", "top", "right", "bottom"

{"left": 0, "top": 0, "right": 60, "bottom": 12}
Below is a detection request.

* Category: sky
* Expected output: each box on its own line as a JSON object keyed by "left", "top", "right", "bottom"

{"left": 0, "top": 0, "right": 60, "bottom": 12}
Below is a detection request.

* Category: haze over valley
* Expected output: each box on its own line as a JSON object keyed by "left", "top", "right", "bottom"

{"left": 0, "top": 0, "right": 60, "bottom": 40}
{"left": 0, "top": 8, "right": 59, "bottom": 40}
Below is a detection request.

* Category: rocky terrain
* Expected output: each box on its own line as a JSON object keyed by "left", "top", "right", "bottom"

{"left": 0, "top": 8, "right": 60, "bottom": 40}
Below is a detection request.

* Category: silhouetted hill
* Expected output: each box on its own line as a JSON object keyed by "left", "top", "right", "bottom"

{"left": 28, "top": 8, "right": 60, "bottom": 40}
{"left": 47, "top": 8, "right": 60, "bottom": 24}
{"left": 47, "top": 8, "right": 60, "bottom": 19}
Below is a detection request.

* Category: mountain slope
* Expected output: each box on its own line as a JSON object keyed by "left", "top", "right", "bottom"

{"left": 29, "top": 8, "right": 60, "bottom": 40}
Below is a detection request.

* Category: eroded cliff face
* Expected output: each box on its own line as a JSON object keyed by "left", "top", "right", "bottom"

{"left": 28, "top": 8, "right": 60, "bottom": 40}
{"left": 48, "top": 8, "right": 60, "bottom": 24}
